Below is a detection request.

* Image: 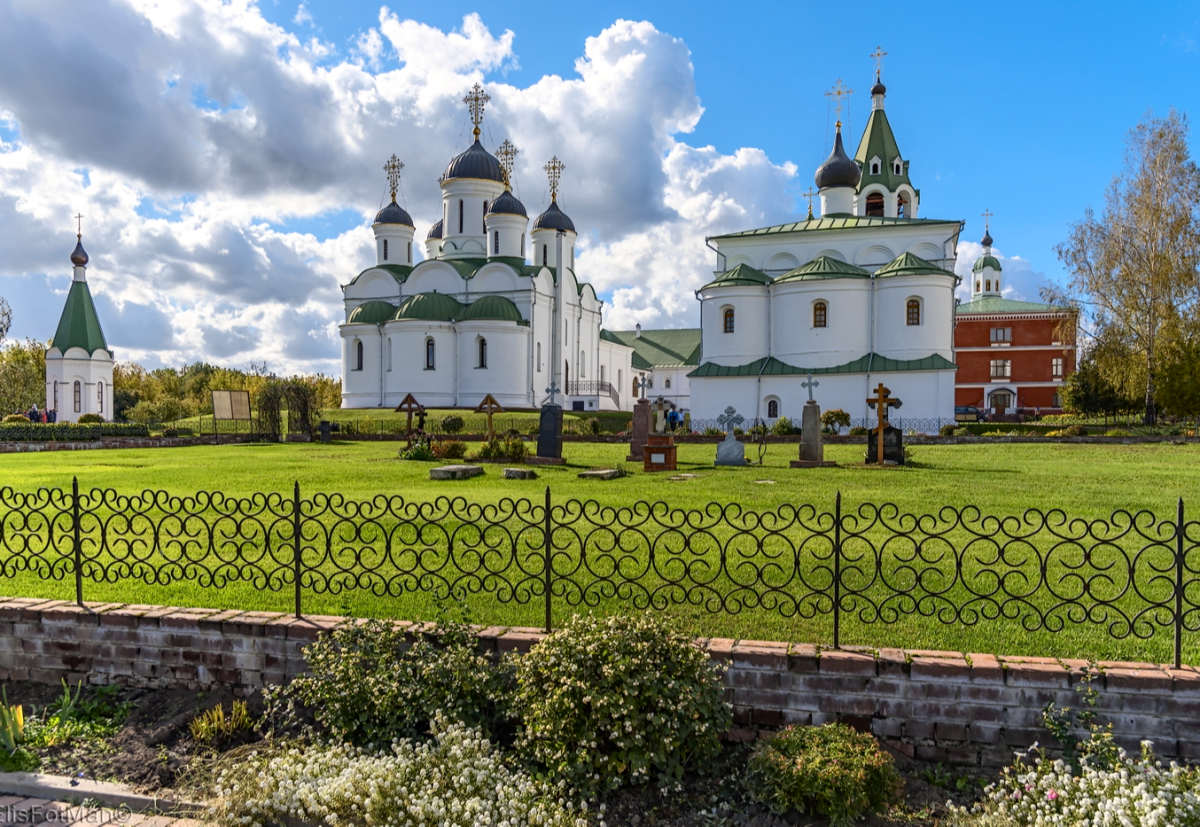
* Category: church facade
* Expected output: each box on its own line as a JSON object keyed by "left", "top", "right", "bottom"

{"left": 688, "top": 73, "right": 961, "bottom": 430}
{"left": 44, "top": 233, "right": 114, "bottom": 422}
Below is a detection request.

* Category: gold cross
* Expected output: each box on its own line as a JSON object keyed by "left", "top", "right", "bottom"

{"left": 802, "top": 188, "right": 817, "bottom": 220}
{"left": 496, "top": 139, "right": 518, "bottom": 190}
{"left": 383, "top": 155, "right": 404, "bottom": 201}
{"left": 463, "top": 83, "right": 490, "bottom": 140}
{"left": 870, "top": 46, "right": 887, "bottom": 80}
{"left": 545, "top": 156, "right": 565, "bottom": 202}
{"left": 825, "top": 78, "right": 853, "bottom": 127}
{"left": 981, "top": 208, "right": 993, "bottom": 231}
{"left": 74, "top": 213, "right": 84, "bottom": 238}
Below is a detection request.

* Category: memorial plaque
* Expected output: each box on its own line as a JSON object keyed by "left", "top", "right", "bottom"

{"left": 643, "top": 434, "right": 677, "bottom": 472}
{"left": 865, "top": 425, "right": 905, "bottom": 465}
{"left": 536, "top": 404, "right": 563, "bottom": 459}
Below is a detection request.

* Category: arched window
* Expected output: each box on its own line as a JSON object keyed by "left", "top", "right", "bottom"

{"left": 383, "top": 239, "right": 389, "bottom": 261}
{"left": 813, "top": 301, "right": 828, "bottom": 328}
{"left": 600, "top": 365, "right": 606, "bottom": 383}
{"left": 866, "top": 192, "right": 884, "bottom": 216}
{"left": 767, "top": 400, "right": 779, "bottom": 418}
{"left": 521, "top": 234, "right": 525, "bottom": 257}
{"left": 355, "top": 340, "right": 363, "bottom": 371}
{"left": 542, "top": 244, "right": 548, "bottom": 266}
{"left": 478, "top": 338, "right": 488, "bottom": 368}
{"left": 483, "top": 201, "right": 488, "bottom": 232}
{"left": 906, "top": 299, "right": 921, "bottom": 326}
{"left": 53, "top": 381, "right": 58, "bottom": 409}
{"left": 493, "top": 231, "right": 500, "bottom": 255}
{"left": 73, "top": 381, "right": 81, "bottom": 413}
{"left": 897, "top": 193, "right": 909, "bottom": 218}
{"left": 97, "top": 381, "right": 104, "bottom": 413}
{"left": 458, "top": 199, "right": 463, "bottom": 233}
{"left": 536, "top": 342, "right": 542, "bottom": 372}
{"left": 996, "top": 278, "right": 1000, "bottom": 291}
{"left": 407, "top": 241, "right": 412, "bottom": 263}
{"left": 386, "top": 338, "right": 392, "bottom": 372}
{"left": 985, "top": 279, "right": 991, "bottom": 291}
{"left": 570, "top": 246, "right": 574, "bottom": 267}
{"left": 579, "top": 350, "right": 586, "bottom": 378}
{"left": 665, "top": 378, "right": 672, "bottom": 389}
{"left": 976, "top": 280, "right": 980, "bottom": 292}
{"left": 871, "top": 162, "right": 879, "bottom": 175}
{"left": 425, "top": 338, "right": 435, "bottom": 370}
{"left": 632, "top": 377, "right": 639, "bottom": 398}
{"left": 894, "top": 161, "right": 902, "bottom": 175}
{"left": 723, "top": 307, "right": 735, "bottom": 333}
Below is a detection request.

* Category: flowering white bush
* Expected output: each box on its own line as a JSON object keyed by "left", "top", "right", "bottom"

{"left": 212, "top": 717, "right": 585, "bottom": 827}
{"left": 951, "top": 742, "right": 1200, "bottom": 827}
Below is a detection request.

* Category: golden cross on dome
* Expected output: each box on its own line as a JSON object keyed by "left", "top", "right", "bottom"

{"left": 870, "top": 46, "right": 887, "bottom": 80}
{"left": 802, "top": 188, "right": 817, "bottom": 219}
{"left": 74, "top": 213, "right": 84, "bottom": 238}
{"left": 496, "top": 140, "right": 518, "bottom": 190}
{"left": 544, "top": 156, "right": 565, "bottom": 202}
{"left": 383, "top": 155, "right": 404, "bottom": 201}
{"left": 981, "top": 208, "right": 993, "bottom": 230}
{"left": 825, "top": 78, "right": 853, "bottom": 128}
{"left": 463, "top": 83, "right": 490, "bottom": 140}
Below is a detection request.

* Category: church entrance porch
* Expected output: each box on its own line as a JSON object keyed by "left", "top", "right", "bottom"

{"left": 988, "top": 388, "right": 1014, "bottom": 417}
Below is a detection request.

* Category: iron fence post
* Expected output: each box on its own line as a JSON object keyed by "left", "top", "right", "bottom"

{"left": 833, "top": 491, "right": 841, "bottom": 650}
{"left": 294, "top": 481, "right": 303, "bottom": 619}
{"left": 544, "top": 486, "right": 552, "bottom": 633}
{"left": 1177, "top": 497, "right": 1185, "bottom": 670}
{"left": 72, "top": 477, "right": 83, "bottom": 608}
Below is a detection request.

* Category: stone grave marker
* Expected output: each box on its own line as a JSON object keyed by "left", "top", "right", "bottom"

{"left": 864, "top": 425, "right": 905, "bottom": 465}
{"left": 791, "top": 374, "right": 836, "bottom": 468}
{"left": 714, "top": 406, "right": 747, "bottom": 466}
{"left": 626, "top": 399, "right": 651, "bottom": 461}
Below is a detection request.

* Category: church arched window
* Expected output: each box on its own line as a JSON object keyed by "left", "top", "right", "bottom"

{"left": 813, "top": 301, "right": 828, "bottom": 328}
{"left": 425, "top": 338, "right": 435, "bottom": 370}
{"left": 458, "top": 200, "right": 463, "bottom": 234}
{"left": 407, "top": 241, "right": 411, "bottom": 263}
{"left": 665, "top": 378, "right": 671, "bottom": 389}
{"left": 97, "top": 381, "right": 104, "bottom": 413}
{"left": 493, "top": 231, "right": 499, "bottom": 255}
{"left": 985, "top": 279, "right": 991, "bottom": 292}
{"left": 579, "top": 350, "right": 585, "bottom": 378}
{"left": 521, "top": 234, "right": 525, "bottom": 257}
{"left": 996, "top": 278, "right": 1000, "bottom": 291}
{"left": 355, "top": 340, "right": 363, "bottom": 371}
{"left": 53, "top": 381, "right": 58, "bottom": 410}
{"left": 866, "top": 192, "right": 884, "bottom": 217}
{"left": 871, "top": 162, "right": 879, "bottom": 175}
{"left": 483, "top": 201, "right": 488, "bottom": 233}
{"left": 542, "top": 244, "right": 548, "bottom": 266}
{"left": 73, "top": 381, "right": 81, "bottom": 413}
{"left": 767, "top": 399, "right": 779, "bottom": 418}
{"left": 723, "top": 307, "right": 735, "bottom": 333}
{"left": 537, "top": 342, "right": 542, "bottom": 372}
{"left": 897, "top": 193, "right": 909, "bottom": 218}
{"left": 478, "top": 338, "right": 488, "bottom": 369}
{"left": 383, "top": 239, "right": 388, "bottom": 261}
{"left": 570, "top": 246, "right": 574, "bottom": 267}
{"left": 386, "top": 338, "right": 392, "bottom": 372}
{"left": 906, "top": 298, "right": 921, "bottom": 326}
{"left": 976, "top": 280, "right": 981, "bottom": 292}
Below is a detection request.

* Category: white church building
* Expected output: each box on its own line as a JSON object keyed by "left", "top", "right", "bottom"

{"left": 688, "top": 70, "right": 961, "bottom": 429}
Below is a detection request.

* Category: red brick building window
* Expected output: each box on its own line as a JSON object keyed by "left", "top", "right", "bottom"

{"left": 1053, "top": 357, "right": 1064, "bottom": 378}
{"left": 990, "top": 327, "right": 1011, "bottom": 342}
{"left": 990, "top": 359, "right": 1011, "bottom": 379}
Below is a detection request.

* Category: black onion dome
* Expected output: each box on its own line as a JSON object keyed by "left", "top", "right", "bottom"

{"left": 374, "top": 199, "right": 414, "bottom": 227}
{"left": 814, "top": 130, "right": 862, "bottom": 190}
{"left": 426, "top": 218, "right": 444, "bottom": 240}
{"left": 487, "top": 189, "right": 527, "bottom": 218}
{"left": 982, "top": 229, "right": 994, "bottom": 247}
{"left": 70, "top": 239, "right": 88, "bottom": 267}
{"left": 532, "top": 200, "right": 576, "bottom": 233}
{"left": 871, "top": 80, "right": 886, "bottom": 96}
{"left": 443, "top": 140, "right": 505, "bottom": 183}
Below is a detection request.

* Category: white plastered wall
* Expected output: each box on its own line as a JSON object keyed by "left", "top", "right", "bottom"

{"left": 45, "top": 348, "right": 114, "bottom": 422}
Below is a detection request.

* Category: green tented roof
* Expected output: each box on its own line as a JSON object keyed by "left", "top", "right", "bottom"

{"left": 688, "top": 352, "right": 956, "bottom": 378}
{"left": 775, "top": 256, "right": 870, "bottom": 283}
{"left": 349, "top": 264, "right": 413, "bottom": 287}
{"left": 709, "top": 215, "right": 960, "bottom": 240}
{"left": 604, "top": 329, "right": 702, "bottom": 369}
{"left": 972, "top": 255, "right": 1003, "bottom": 273}
{"left": 853, "top": 108, "right": 912, "bottom": 194}
{"left": 700, "top": 263, "right": 772, "bottom": 290}
{"left": 51, "top": 281, "right": 108, "bottom": 355}
{"left": 347, "top": 300, "right": 398, "bottom": 324}
{"left": 874, "top": 252, "right": 956, "bottom": 278}
{"left": 393, "top": 292, "right": 464, "bottom": 321}
{"left": 459, "top": 295, "right": 526, "bottom": 323}
{"left": 956, "top": 297, "right": 1067, "bottom": 315}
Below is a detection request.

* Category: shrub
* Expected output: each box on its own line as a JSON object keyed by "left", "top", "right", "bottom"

{"left": 77, "top": 413, "right": 104, "bottom": 424}
{"left": 702, "top": 426, "right": 723, "bottom": 436}
{"left": 745, "top": 723, "right": 902, "bottom": 824}
{"left": 162, "top": 428, "right": 179, "bottom": 438}
{"left": 848, "top": 426, "right": 868, "bottom": 436}
{"left": 470, "top": 436, "right": 527, "bottom": 462}
{"left": 399, "top": 437, "right": 435, "bottom": 461}
{"left": 588, "top": 417, "right": 601, "bottom": 436}
{"left": 0, "top": 423, "right": 150, "bottom": 442}
{"left": 953, "top": 427, "right": 970, "bottom": 436}
{"left": 939, "top": 423, "right": 957, "bottom": 436}
{"left": 213, "top": 719, "right": 583, "bottom": 827}
{"left": 1105, "top": 428, "right": 1133, "bottom": 437}
{"left": 1061, "top": 424, "right": 1087, "bottom": 437}
{"left": 441, "top": 414, "right": 465, "bottom": 434}
{"left": 515, "top": 614, "right": 730, "bottom": 794}
{"left": 431, "top": 439, "right": 467, "bottom": 460}
{"left": 2, "top": 414, "right": 29, "bottom": 423}
{"left": 283, "top": 617, "right": 513, "bottom": 746}
{"left": 770, "top": 416, "right": 794, "bottom": 436}
{"left": 820, "top": 408, "right": 851, "bottom": 433}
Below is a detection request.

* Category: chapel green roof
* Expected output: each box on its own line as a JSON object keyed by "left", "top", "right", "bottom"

{"left": 709, "top": 215, "right": 960, "bottom": 240}
{"left": 774, "top": 256, "right": 870, "bottom": 283}
{"left": 688, "top": 352, "right": 956, "bottom": 378}
{"left": 347, "top": 300, "right": 398, "bottom": 324}
{"left": 853, "top": 107, "right": 913, "bottom": 194}
{"left": 51, "top": 280, "right": 108, "bottom": 355}
{"left": 603, "top": 329, "right": 702, "bottom": 369}
{"left": 874, "top": 252, "right": 957, "bottom": 279}
{"left": 972, "top": 255, "right": 1003, "bottom": 273}
{"left": 348, "top": 264, "right": 413, "bottom": 286}
{"left": 700, "top": 263, "right": 772, "bottom": 290}
{"left": 459, "top": 295, "right": 526, "bottom": 323}
{"left": 956, "top": 297, "right": 1068, "bottom": 315}
{"left": 393, "top": 292, "right": 464, "bottom": 321}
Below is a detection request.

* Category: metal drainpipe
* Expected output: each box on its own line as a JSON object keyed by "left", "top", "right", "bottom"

{"left": 452, "top": 320, "right": 459, "bottom": 407}
{"left": 377, "top": 324, "right": 385, "bottom": 407}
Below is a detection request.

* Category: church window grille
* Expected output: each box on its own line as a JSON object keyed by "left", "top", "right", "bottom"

{"left": 866, "top": 192, "right": 884, "bottom": 217}
{"left": 665, "top": 378, "right": 671, "bottom": 389}
{"left": 458, "top": 200, "right": 463, "bottom": 233}
{"left": 897, "top": 193, "right": 909, "bottom": 218}
{"left": 73, "top": 381, "right": 81, "bottom": 413}
{"left": 354, "top": 340, "right": 363, "bottom": 371}
{"left": 990, "top": 359, "right": 1011, "bottom": 379}
{"left": 991, "top": 327, "right": 1012, "bottom": 343}
{"left": 383, "top": 239, "right": 388, "bottom": 261}
{"left": 479, "top": 338, "right": 488, "bottom": 368}
{"left": 1053, "top": 357, "right": 1064, "bottom": 378}
{"left": 493, "top": 231, "right": 499, "bottom": 254}
{"left": 97, "top": 381, "right": 104, "bottom": 413}
{"left": 425, "top": 338, "right": 435, "bottom": 370}
{"left": 407, "top": 241, "right": 411, "bottom": 263}
{"left": 767, "top": 400, "right": 778, "bottom": 418}
{"left": 813, "top": 301, "right": 827, "bottom": 328}
{"left": 723, "top": 308, "right": 735, "bottom": 333}
{"left": 906, "top": 299, "right": 921, "bottom": 326}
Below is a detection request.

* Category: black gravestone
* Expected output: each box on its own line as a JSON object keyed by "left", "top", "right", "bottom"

{"left": 865, "top": 425, "right": 905, "bottom": 465}
{"left": 319, "top": 421, "right": 331, "bottom": 443}
{"left": 536, "top": 404, "right": 563, "bottom": 459}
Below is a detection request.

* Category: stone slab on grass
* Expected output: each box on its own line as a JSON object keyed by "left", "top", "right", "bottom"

{"left": 430, "top": 465, "right": 484, "bottom": 480}
{"left": 578, "top": 469, "right": 622, "bottom": 480}
{"left": 503, "top": 468, "right": 538, "bottom": 480}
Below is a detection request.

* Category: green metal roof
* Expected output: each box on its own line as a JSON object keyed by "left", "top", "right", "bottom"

{"left": 348, "top": 264, "right": 413, "bottom": 287}
{"left": 775, "top": 256, "right": 870, "bottom": 283}
{"left": 853, "top": 108, "right": 912, "bottom": 195}
{"left": 393, "top": 292, "right": 464, "bottom": 321}
{"left": 710, "top": 215, "right": 960, "bottom": 240}
{"left": 688, "top": 352, "right": 956, "bottom": 378}
{"left": 604, "top": 328, "right": 702, "bottom": 369}
{"left": 347, "top": 300, "right": 398, "bottom": 324}
{"left": 459, "top": 295, "right": 526, "bottom": 323}
{"left": 956, "top": 297, "right": 1067, "bottom": 315}
{"left": 700, "top": 262, "right": 772, "bottom": 290}
{"left": 972, "top": 255, "right": 1003, "bottom": 273}
{"left": 874, "top": 252, "right": 956, "bottom": 278}
{"left": 51, "top": 280, "right": 108, "bottom": 355}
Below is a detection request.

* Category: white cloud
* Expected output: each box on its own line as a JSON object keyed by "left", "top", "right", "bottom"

{"left": 954, "top": 241, "right": 1056, "bottom": 304}
{"left": 293, "top": 3, "right": 312, "bottom": 27}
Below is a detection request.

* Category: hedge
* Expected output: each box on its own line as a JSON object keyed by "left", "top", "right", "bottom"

{"left": 0, "top": 423, "right": 152, "bottom": 442}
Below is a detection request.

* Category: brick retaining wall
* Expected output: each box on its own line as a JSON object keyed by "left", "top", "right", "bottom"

{"left": 0, "top": 597, "right": 1195, "bottom": 767}
{"left": 0, "top": 435, "right": 256, "bottom": 454}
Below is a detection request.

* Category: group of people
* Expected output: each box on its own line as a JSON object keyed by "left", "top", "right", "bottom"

{"left": 16, "top": 404, "right": 56, "bottom": 423}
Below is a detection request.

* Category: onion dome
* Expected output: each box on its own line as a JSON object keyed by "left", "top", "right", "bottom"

{"left": 532, "top": 200, "right": 576, "bottom": 233}
{"left": 814, "top": 128, "right": 862, "bottom": 190}
{"left": 392, "top": 291, "right": 463, "bottom": 321}
{"left": 70, "top": 239, "right": 89, "bottom": 267}
{"left": 347, "top": 300, "right": 398, "bottom": 324}
{"left": 443, "top": 140, "right": 505, "bottom": 183}
{"left": 981, "top": 229, "right": 994, "bottom": 248}
{"left": 459, "top": 295, "right": 524, "bottom": 322}
{"left": 973, "top": 254, "right": 1003, "bottom": 273}
{"left": 374, "top": 199, "right": 414, "bottom": 227}
{"left": 426, "top": 219, "right": 444, "bottom": 240}
{"left": 487, "top": 189, "right": 527, "bottom": 218}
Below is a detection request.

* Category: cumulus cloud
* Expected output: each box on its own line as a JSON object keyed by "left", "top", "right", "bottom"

{"left": 954, "top": 241, "right": 1056, "bottom": 304}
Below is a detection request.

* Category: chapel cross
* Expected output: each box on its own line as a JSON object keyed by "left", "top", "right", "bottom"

{"left": 383, "top": 155, "right": 404, "bottom": 201}
{"left": 825, "top": 78, "right": 853, "bottom": 126}
{"left": 474, "top": 393, "right": 505, "bottom": 440}
{"left": 74, "top": 213, "right": 84, "bottom": 238}
{"left": 802, "top": 373, "right": 819, "bottom": 403}
{"left": 981, "top": 209, "right": 993, "bottom": 232}
{"left": 802, "top": 188, "right": 817, "bottom": 220}
{"left": 394, "top": 392, "right": 423, "bottom": 447}
{"left": 496, "top": 140, "right": 518, "bottom": 190}
{"left": 870, "top": 46, "right": 887, "bottom": 81}
{"left": 544, "top": 156, "right": 565, "bottom": 203}
{"left": 717, "top": 406, "right": 744, "bottom": 434}
{"left": 463, "top": 83, "right": 490, "bottom": 140}
{"left": 865, "top": 382, "right": 898, "bottom": 467}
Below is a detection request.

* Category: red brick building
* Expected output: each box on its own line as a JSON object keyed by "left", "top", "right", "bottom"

{"left": 953, "top": 229, "right": 1075, "bottom": 415}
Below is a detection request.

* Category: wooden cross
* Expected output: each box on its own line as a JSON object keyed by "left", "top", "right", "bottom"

{"left": 394, "top": 392, "right": 423, "bottom": 446}
{"left": 496, "top": 140, "right": 518, "bottom": 190}
{"left": 463, "top": 83, "right": 490, "bottom": 140}
{"left": 802, "top": 374, "right": 819, "bottom": 403}
{"left": 545, "top": 156, "right": 565, "bottom": 203}
{"left": 865, "top": 383, "right": 898, "bottom": 466}
{"left": 474, "top": 393, "right": 505, "bottom": 440}
{"left": 74, "top": 213, "right": 84, "bottom": 238}
{"left": 383, "top": 155, "right": 404, "bottom": 201}
{"left": 825, "top": 78, "right": 853, "bottom": 127}
{"left": 870, "top": 46, "right": 887, "bottom": 81}
{"left": 802, "top": 188, "right": 817, "bottom": 220}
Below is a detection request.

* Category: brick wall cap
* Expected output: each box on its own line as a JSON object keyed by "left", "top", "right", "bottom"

{"left": 819, "top": 651, "right": 877, "bottom": 676}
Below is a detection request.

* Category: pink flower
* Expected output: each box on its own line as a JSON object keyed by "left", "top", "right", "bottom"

{"left": 1046, "top": 790, "right": 1058, "bottom": 801}
{"left": 1013, "top": 791, "right": 1022, "bottom": 800}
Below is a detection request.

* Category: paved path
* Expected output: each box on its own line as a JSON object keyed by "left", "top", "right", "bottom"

{"left": 0, "top": 796, "right": 203, "bottom": 827}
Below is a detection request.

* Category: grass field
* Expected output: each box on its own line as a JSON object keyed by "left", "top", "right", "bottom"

{"left": 2, "top": 439, "right": 1200, "bottom": 663}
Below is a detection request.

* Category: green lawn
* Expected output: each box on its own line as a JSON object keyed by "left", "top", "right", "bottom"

{"left": 2, "top": 439, "right": 1199, "bottom": 663}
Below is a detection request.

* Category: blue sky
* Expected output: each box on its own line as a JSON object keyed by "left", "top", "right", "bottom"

{"left": 0, "top": 1, "right": 1196, "bottom": 372}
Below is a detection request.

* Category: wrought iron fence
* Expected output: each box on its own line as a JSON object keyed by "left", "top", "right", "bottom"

{"left": 685, "top": 417, "right": 957, "bottom": 435}
{"left": 1, "top": 481, "right": 1198, "bottom": 666}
